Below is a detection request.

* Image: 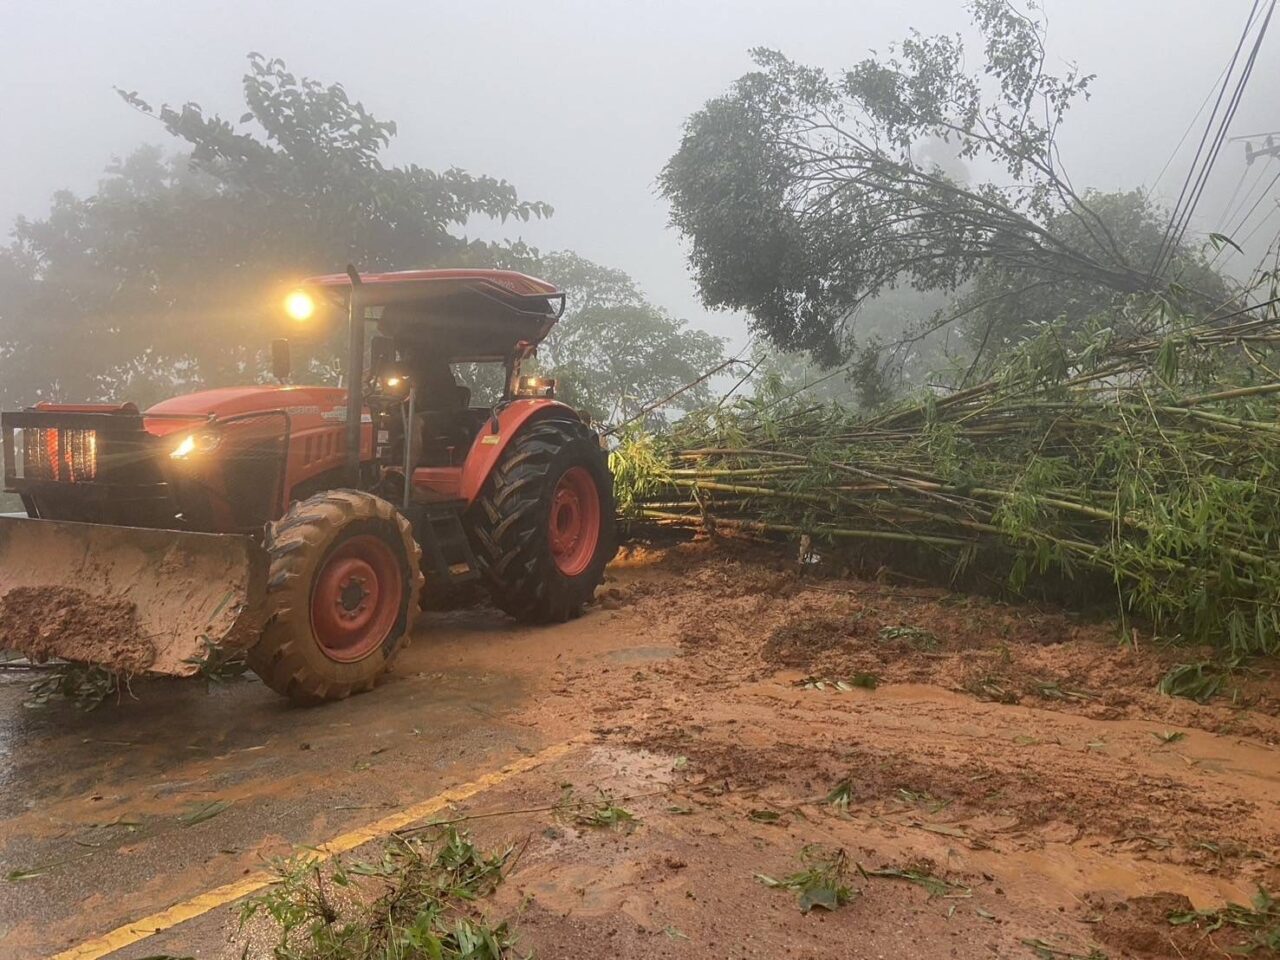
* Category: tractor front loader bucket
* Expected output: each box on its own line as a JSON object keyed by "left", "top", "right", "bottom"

{"left": 0, "top": 517, "right": 270, "bottom": 677}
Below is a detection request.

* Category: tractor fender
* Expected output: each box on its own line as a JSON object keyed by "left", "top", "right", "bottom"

{"left": 458, "top": 399, "right": 584, "bottom": 505}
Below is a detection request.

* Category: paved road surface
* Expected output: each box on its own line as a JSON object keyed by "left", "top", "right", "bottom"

{"left": 0, "top": 606, "right": 580, "bottom": 959}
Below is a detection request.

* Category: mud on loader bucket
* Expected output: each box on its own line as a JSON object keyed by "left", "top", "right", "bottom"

{"left": 0, "top": 517, "right": 269, "bottom": 676}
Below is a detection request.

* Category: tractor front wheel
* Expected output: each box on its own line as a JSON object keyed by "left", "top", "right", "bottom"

{"left": 471, "top": 418, "right": 616, "bottom": 623}
{"left": 248, "top": 490, "right": 423, "bottom": 704}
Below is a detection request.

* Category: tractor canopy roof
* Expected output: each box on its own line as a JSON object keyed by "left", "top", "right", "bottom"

{"left": 304, "top": 268, "right": 564, "bottom": 362}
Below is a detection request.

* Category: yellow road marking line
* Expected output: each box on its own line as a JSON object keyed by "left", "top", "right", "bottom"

{"left": 48, "top": 737, "right": 585, "bottom": 960}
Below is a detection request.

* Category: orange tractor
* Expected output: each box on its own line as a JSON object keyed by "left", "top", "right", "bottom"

{"left": 0, "top": 268, "right": 616, "bottom": 702}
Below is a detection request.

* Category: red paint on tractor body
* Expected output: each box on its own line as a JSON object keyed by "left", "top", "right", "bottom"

{"left": 411, "top": 399, "right": 582, "bottom": 507}
{"left": 146, "top": 385, "right": 374, "bottom": 511}
{"left": 143, "top": 385, "right": 574, "bottom": 513}
{"left": 548, "top": 465, "right": 602, "bottom": 576}
{"left": 310, "top": 533, "right": 402, "bottom": 663}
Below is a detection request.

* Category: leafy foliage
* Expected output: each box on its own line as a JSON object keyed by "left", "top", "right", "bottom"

{"left": 1168, "top": 887, "right": 1280, "bottom": 954}
{"left": 1157, "top": 662, "right": 1230, "bottom": 704}
{"left": 24, "top": 664, "right": 122, "bottom": 711}
{"left": 660, "top": 1, "right": 1227, "bottom": 377}
{"left": 555, "top": 785, "right": 637, "bottom": 830}
{"left": 618, "top": 280, "right": 1280, "bottom": 660}
{"left": 534, "top": 251, "right": 725, "bottom": 424}
{"left": 239, "top": 825, "right": 519, "bottom": 959}
{"left": 756, "top": 845, "right": 855, "bottom": 913}
{"left": 0, "top": 54, "right": 548, "bottom": 408}
{"left": 858, "top": 863, "right": 970, "bottom": 899}
{"left": 958, "top": 190, "right": 1228, "bottom": 381}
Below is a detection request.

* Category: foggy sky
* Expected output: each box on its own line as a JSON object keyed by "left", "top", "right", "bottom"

{"left": 2, "top": 0, "right": 1278, "bottom": 349}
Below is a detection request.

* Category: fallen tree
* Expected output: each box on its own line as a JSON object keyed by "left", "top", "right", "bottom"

{"left": 614, "top": 290, "right": 1280, "bottom": 660}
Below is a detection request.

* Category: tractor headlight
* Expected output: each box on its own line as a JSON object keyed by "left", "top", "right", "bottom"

{"left": 283, "top": 289, "right": 316, "bottom": 322}
{"left": 377, "top": 363, "right": 411, "bottom": 398}
{"left": 170, "top": 430, "right": 222, "bottom": 460}
{"left": 516, "top": 375, "right": 556, "bottom": 398}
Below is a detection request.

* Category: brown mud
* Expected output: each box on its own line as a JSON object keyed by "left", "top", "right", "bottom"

{"left": 6, "top": 538, "right": 1278, "bottom": 959}
{"left": 470, "top": 540, "right": 1280, "bottom": 959}
{"left": 0, "top": 585, "right": 153, "bottom": 672}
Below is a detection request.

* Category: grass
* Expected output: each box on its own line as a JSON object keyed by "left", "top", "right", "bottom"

{"left": 1158, "top": 661, "right": 1231, "bottom": 704}
{"left": 238, "top": 825, "right": 520, "bottom": 959}
{"left": 879, "top": 625, "right": 939, "bottom": 650}
{"left": 825, "top": 779, "right": 854, "bottom": 812}
{"left": 797, "top": 673, "right": 878, "bottom": 691}
{"left": 183, "top": 636, "right": 250, "bottom": 684}
{"left": 895, "top": 788, "right": 951, "bottom": 815}
{"left": 1021, "top": 939, "right": 1108, "bottom": 959}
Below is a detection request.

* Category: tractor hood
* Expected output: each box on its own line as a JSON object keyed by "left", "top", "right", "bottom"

{"left": 145, "top": 385, "right": 349, "bottom": 436}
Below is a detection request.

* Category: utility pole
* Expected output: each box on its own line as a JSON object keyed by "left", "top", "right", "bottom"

{"left": 1237, "top": 132, "right": 1280, "bottom": 164}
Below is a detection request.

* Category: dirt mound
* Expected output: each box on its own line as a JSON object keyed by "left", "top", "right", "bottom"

{"left": 614, "top": 541, "right": 1280, "bottom": 737}
{"left": 0, "top": 586, "right": 153, "bottom": 673}
{"left": 638, "top": 725, "right": 1269, "bottom": 865}
{"left": 760, "top": 615, "right": 862, "bottom": 665}
{"left": 1090, "top": 892, "right": 1272, "bottom": 959}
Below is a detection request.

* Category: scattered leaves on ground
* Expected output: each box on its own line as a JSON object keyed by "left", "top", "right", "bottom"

{"left": 177, "top": 800, "right": 232, "bottom": 826}
{"left": 757, "top": 845, "right": 855, "bottom": 913}
{"left": 1167, "top": 886, "right": 1280, "bottom": 953}
{"left": 240, "top": 825, "right": 519, "bottom": 959}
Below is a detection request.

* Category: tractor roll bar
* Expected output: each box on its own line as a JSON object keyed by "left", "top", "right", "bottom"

{"left": 344, "top": 265, "right": 364, "bottom": 487}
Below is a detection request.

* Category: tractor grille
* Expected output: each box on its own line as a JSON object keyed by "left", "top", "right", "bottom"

{"left": 22, "top": 427, "right": 98, "bottom": 482}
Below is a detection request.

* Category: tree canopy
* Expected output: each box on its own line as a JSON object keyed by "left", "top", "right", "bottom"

{"left": 660, "top": 0, "right": 1229, "bottom": 377}
{"left": 954, "top": 188, "right": 1229, "bottom": 379}
{"left": 0, "top": 54, "right": 548, "bottom": 407}
{"left": 534, "top": 251, "right": 726, "bottom": 423}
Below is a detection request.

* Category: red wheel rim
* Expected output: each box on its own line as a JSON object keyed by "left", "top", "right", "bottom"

{"left": 310, "top": 534, "right": 403, "bottom": 662}
{"left": 548, "top": 465, "right": 601, "bottom": 577}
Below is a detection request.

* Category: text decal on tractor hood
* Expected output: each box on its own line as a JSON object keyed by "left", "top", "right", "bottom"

{"left": 318, "top": 408, "right": 373, "bottom": 423}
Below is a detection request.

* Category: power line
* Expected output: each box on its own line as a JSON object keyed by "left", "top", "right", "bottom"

{"left": 1237, "top": 195, "right": 1280, "bottom": 248}
{"left": 1161, "top": 1, "right": 1275, "bottom": 277}
{"left": 1152, "top": 0, "right": 1261, "bottom": 259}
{"left": 1215, "top": 160, "right": 1264, "bottom": 229}
{"left": 1148, "top": 0, "right": 1266, "bottom": 196}
{"left": 1212, "top": 167, "right": 1280, "bottom": 268}
{"left": 1233, "top": 167, "right": 1280, "bottom": 239}
{"left": 1149, "top": 61, "right": 1234, "bottom": 196}
{"left": 1230, "top": 162, "right": 1280, "bottom": 234}
{"left": 1150, "top": 0, "right": 1274, "bottom": 280}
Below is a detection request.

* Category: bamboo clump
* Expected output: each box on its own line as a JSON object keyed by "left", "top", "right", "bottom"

{"left": 613, "top": 296, "right": 1280, "bottom": 658}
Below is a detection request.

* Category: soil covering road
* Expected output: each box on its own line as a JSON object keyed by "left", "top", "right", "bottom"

{"left": 2, "top": 541, "right": 1278, "bottom": 959}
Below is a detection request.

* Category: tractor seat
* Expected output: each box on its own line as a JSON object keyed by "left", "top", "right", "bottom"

{"left": 416, "top": 385, "right": 474, "bottom": 466}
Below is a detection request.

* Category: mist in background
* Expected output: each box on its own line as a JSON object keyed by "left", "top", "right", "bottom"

{"left": 2, "top": 0, "right": 1278, "bottom": 352}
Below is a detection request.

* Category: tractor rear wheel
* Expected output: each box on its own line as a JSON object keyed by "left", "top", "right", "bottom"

{"left": 248, "top": 490, "right": 423, "bottom": 704}
{"left": 471, "top": 418, "right": 616, "bottom": 623}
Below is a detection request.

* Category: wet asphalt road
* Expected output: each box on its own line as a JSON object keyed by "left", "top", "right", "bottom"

{"left": 0, "top": 609, "right": 561, "bottom": 959}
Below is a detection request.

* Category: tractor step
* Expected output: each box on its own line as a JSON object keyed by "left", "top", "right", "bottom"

{"left": 418, "top": 506, "right": 480, "bottom": 585}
